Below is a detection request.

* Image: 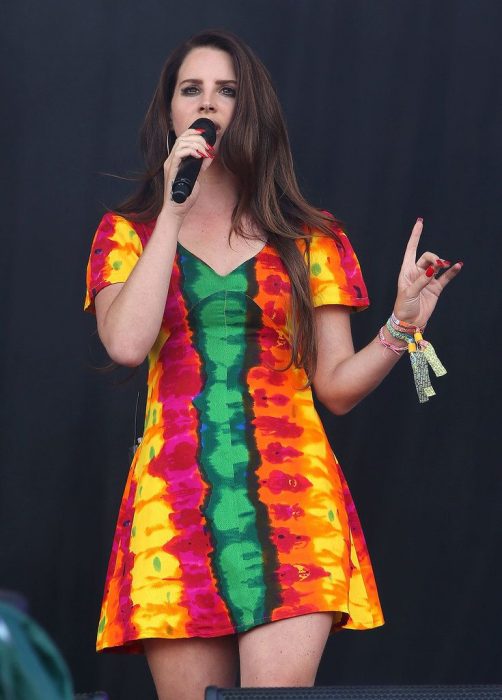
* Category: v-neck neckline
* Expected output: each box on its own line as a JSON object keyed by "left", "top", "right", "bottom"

{"left": 176, "top": 240, "right": 269, "bottom": 278}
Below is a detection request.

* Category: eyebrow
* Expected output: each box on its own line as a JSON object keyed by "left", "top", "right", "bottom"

{"left": 179, "top": 79, "right": 237, "bottom": 85}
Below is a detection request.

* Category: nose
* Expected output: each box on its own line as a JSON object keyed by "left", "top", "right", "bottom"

{"left": 199, "top": 101, "right": 215, "bottom": 113}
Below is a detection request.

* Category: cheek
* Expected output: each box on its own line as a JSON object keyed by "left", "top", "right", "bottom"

{"left": 170, "top": 99, "right": 189, "bottom": 134}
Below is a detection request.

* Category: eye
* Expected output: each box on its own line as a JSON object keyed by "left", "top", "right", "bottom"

{"left": 180, "top": 84, "right": 236, "bottom": 97}
{"left": 180, "top": 85, "right": 200, "bottom": 95}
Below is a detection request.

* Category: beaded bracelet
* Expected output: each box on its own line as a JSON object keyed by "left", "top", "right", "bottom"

{"left": 385, "top": 319, "right": 446, "bottom": 403}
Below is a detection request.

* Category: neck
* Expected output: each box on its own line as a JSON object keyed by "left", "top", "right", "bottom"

{"left": 195, "top": 161, "right": 239, "bottom": 212}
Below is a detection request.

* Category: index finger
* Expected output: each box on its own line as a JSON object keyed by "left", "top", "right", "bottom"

{"left": 403, "top": 218, "right": 424, "bottom": 266}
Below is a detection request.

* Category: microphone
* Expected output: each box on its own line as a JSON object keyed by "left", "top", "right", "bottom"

{"left": 171, "top": 118, "right": 217, "bottom": 203}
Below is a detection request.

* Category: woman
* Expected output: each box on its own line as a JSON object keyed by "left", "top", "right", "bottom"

{"left": 84, "top": 29, "right": 462, "bottom": 700}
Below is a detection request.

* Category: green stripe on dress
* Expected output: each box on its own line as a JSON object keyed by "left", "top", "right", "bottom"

{"left": 179, "top": 250, "right": 280, "bottom": 629}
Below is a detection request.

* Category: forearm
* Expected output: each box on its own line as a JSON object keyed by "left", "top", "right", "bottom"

{"left": 99, "top": 211, "right": 182, "bottom": 365}
{"left": 317, "top": 325, "right": 407, "bottom": 415}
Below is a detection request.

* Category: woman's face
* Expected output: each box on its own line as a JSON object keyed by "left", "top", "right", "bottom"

{"left": 170, "top": 47, "right": 237, "bottom": 144}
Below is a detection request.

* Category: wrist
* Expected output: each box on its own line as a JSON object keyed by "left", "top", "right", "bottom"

{"left": 377, "top": 325, "right": 408, "bottom": 357}
{"left": 157, "top": 206, "right": 185, "bottom": 231}
{"left": 391, "top": 309, "right": 427, "bottom": 332}
{"left": 381, "top": 324, "right": 408, "bottom": 347}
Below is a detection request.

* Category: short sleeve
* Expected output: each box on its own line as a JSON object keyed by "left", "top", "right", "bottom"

{"left": 83, "top": 213, "right": 144, "bottom": 313}
{"left": 308, "top": 227, "right": 370, "bottom": 311}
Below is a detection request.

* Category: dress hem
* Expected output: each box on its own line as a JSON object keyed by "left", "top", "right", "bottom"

{"left": 96, "top": 607, "right": 385, "bottom": 655}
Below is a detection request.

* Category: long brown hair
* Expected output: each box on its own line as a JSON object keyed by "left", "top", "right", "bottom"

{"left": 116, "top": 29, "right": 342, "bottom": 384}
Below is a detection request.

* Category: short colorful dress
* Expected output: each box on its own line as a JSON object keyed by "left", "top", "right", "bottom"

{"left": 84, "top": 212, "right": 384, "bottom": 653}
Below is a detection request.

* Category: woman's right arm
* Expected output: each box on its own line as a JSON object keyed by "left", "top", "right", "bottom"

{"left": 94, "top": 128, "right": 214, "bottom": 367}
{"left": 94, "top": 211, "right": 181, "bottom": 367}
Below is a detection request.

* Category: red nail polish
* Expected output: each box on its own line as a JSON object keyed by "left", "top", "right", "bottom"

{"left": 195, "top": 149, "right": 206, "bottom": 157}
{"left": 425, "top": 265, "right": 434, "bottom": 277}
{"left": 443, "top": 260, "right": 451, "bottom": 266}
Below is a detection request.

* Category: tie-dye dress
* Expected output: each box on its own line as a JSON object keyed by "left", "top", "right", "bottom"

{"left": 84, "top": 212, "right": 384, "bottom": 653}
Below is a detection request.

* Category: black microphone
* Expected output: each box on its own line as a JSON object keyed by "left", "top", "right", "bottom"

{"left": 171, "top": 118, "right": 217, "bottom": 204}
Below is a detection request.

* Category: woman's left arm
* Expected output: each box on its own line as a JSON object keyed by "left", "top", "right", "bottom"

{"left": 313, "top": 219, "right": 463, "bottom": 415}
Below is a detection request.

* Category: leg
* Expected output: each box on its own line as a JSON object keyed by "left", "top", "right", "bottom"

{"left": 239, "top": 612, "right": 333, "bottom": 687}
{"left": 144, "top": 635, "right": 239, "bottom": 700}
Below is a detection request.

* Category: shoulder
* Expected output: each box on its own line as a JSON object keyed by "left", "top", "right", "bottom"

{"left": 296, "top": 211, "right": 370, "bottom": 309}
{"left": 295, "top": 211, "right": 352, "bottom": 260}
{"left": 93, "top": 212, "right": 156, "bottom": 250}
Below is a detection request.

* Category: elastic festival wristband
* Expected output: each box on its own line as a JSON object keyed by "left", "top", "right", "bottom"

{"left": 385, "top": 318, "right": 446, "bottom": 403}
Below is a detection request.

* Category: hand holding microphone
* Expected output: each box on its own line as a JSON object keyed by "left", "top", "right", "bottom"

{"left": 162, "top": 118, "right": 217, "bottom": 215}
{"left": 171, "top": 118, "right": 217, "bottom": 203}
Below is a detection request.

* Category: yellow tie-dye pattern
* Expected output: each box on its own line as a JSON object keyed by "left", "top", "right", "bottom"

{"left": 84, "top": 215, "right": 144, "bottom": 311}
{"left": 306, "top": 233, "right": 369, "bottom": 309}
{"left": 290, "top": 389, "right": 353, "bottom": 613}
{"left": 128, "top": 353, "right": 189, "bottom": 634}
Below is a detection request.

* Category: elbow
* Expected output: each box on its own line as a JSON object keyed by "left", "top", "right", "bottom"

{"left": 315, "top": 388, "right": 357, "bottom": 416}
{"left": 330, "top": 403, "right": 353, "bottom": 416}
{"left": 96, "top": 305, "right": 150, "bottom": 367}
{"left": 107, "top": 345, "right": 146, "bottom": 367}
{"left": 101, "top": 334, "right": 147, "bottom": 367}
{"left": 326, "top": 400, "right": 354, "bottom": 416}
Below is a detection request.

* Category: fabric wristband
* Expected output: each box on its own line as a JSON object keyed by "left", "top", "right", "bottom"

{"left": 385, "top": 319, "right": 447, "bottom": 403}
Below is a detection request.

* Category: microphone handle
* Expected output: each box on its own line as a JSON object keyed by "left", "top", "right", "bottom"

{"left": 171, "top": 157, "right": 204, "bottom": 204}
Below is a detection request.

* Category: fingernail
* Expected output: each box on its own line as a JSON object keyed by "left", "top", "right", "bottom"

{"left": 436, "top": 258, "right": 449, "bottom": 266}
{"left": 207, "top": 144, "right": 216, "bottom": 152}
{"left": 425, "top": 265, "right": 434, "bottom": 277}
{"left": 195, "top": 149, "right": 207, "bottom": 158}
{"left": 417, "top": 217, "right": 423, "bottom": 223}
{"left": 458, "top": 261, "right": 464, "bottom": 267}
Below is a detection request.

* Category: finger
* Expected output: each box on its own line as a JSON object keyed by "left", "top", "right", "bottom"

{"left": 406, "top": 260, "right": 462, "bottom": 297}
{"left": 402, "top": 218, "right": 424, "bottom": 267}
{"left": 432, "top": 261, "right": 463, "bottom": 290}
{"left": 415, "top": 251, "right": 449, "bottom": 271}
{"left": 171, "top": 143, "right": 207, "bottom": 161}
{"left": 182, "top": 128, "right": 209, "bottom": 137}
{"left": 164, "top": 145, "right": 206, "bottom": 182}
{"left": 176, "top": 135, "right": 211, "bottom": 151}
{"left": 406, "top": 264, "right": 439, "bottom": 297}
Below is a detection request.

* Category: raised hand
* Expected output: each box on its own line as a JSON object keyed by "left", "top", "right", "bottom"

{"left": 162, "top": 127, "right": 216, "bottom": 218}
{"left": 393, "top": 218, "right": 463, "bottom": 328}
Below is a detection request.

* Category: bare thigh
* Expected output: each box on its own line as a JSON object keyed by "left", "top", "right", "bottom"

{"left": 239, "top": 612, "right": 333, "bottom": 687}
{"left": 144, "top": 635, "right": 239, "bottom": 700}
